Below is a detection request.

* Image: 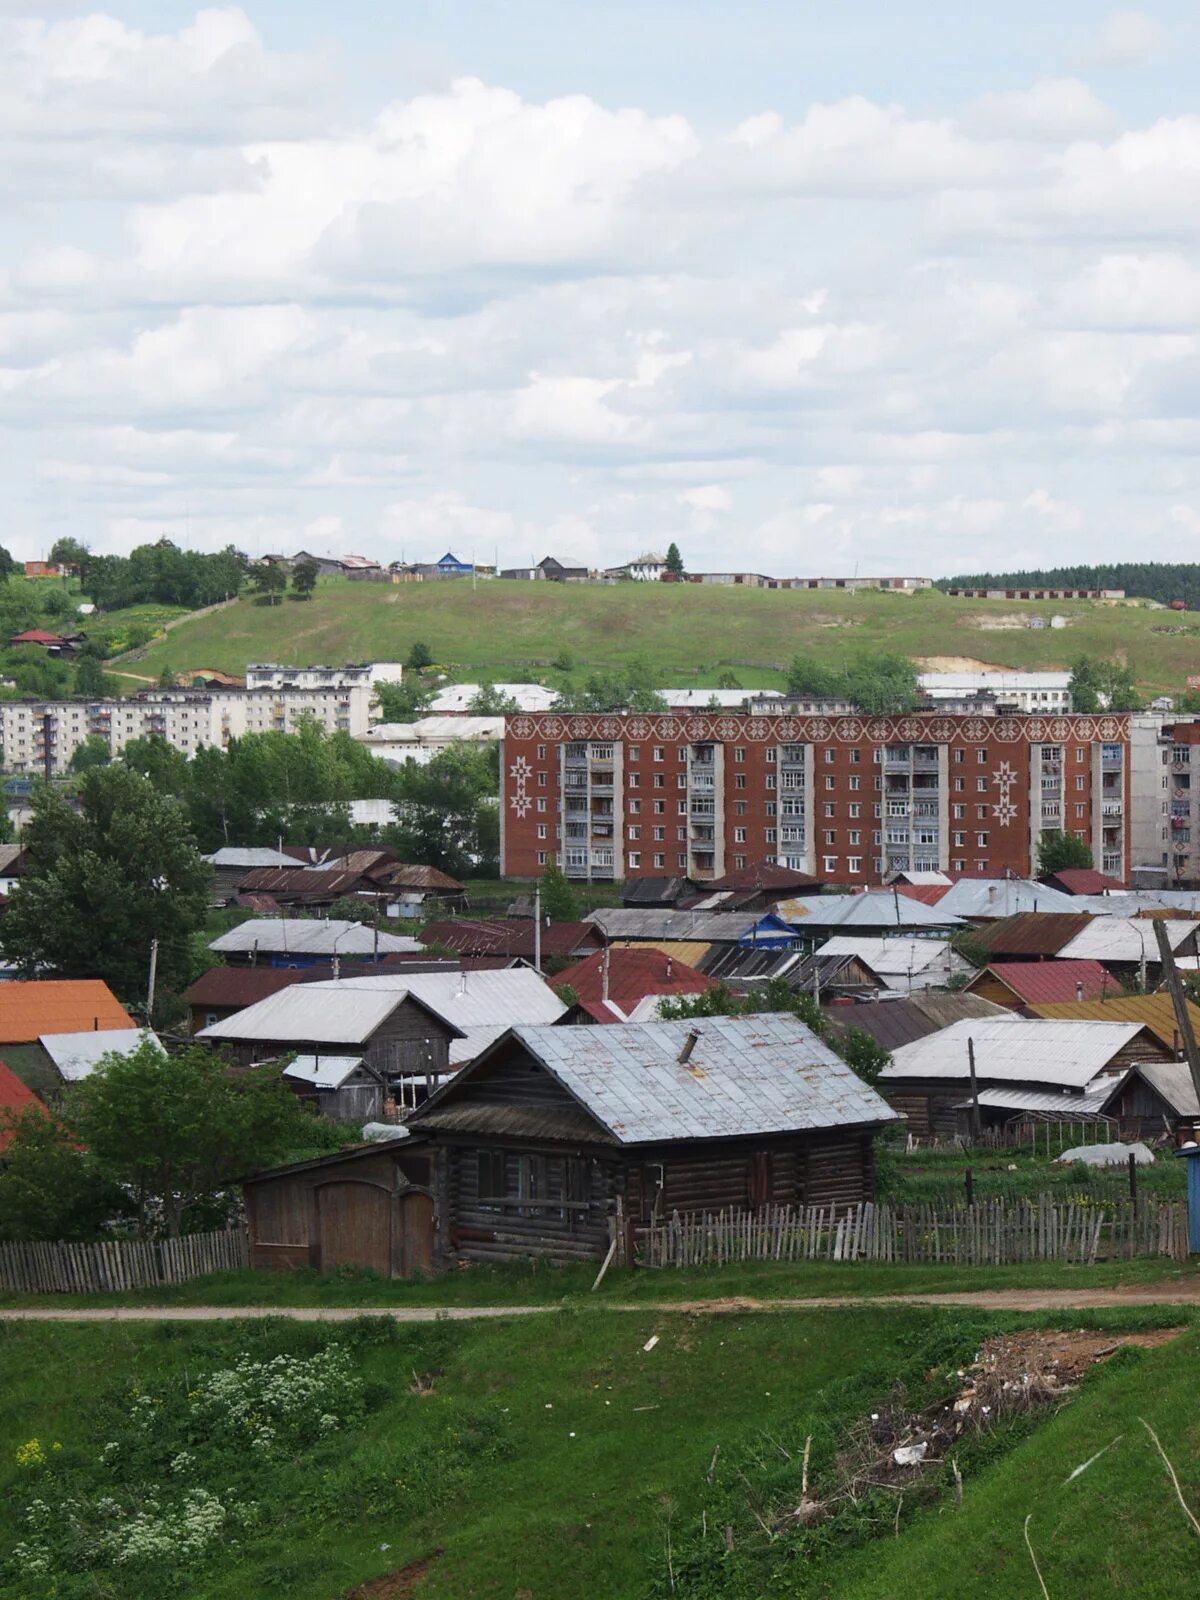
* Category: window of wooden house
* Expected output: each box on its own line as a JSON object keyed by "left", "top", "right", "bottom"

{"left": 477, "top": 1149, "right": 507, "bottom": 1211}
{"left": 749, "top": 1150, "right": 772, "bottom": 1208}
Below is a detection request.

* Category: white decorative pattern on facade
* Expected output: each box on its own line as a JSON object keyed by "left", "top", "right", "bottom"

{"left": 508, "top": 755, "right": 532, "bottom": 817}
{"left": 993, "top": 760, "right": 1018, "bottom": 827}
{"left": 504, "top": 714, "right": 1128, "bottom": 746}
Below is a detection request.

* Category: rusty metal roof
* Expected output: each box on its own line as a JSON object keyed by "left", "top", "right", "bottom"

{"left": 825, "top": 992, "right": 1006, "bottom": 1054}
{"left": 970, "top": 960, "right": 1114, "bottom": 1005}
{"left": 416, "top": 1015, "right": 898, "bottom": 1146}
{"left": 1024, "top": 992, "right": 1200, "bottom": 1049}
{"left": 972, "top": 912, "right": 1095, "bottom": 958}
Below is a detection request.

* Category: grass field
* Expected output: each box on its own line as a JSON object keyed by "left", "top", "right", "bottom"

{"left": 877, "top": 1139, "right": 1187, "bottom": 1207}
{"left": 3, "top": 1306, "right": 1197, "bottom": 1600}
{"left": 121, "top": 579, "right": 1200, "bottom": 696}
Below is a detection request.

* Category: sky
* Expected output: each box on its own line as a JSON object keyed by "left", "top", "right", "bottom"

{"left": 2, "top": 3, "right": 1199, "bottom": 577}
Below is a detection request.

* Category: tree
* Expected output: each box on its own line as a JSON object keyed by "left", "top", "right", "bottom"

{"left": 252, "top": 564, "right": 287, "bottom": 606}
{"left": 0, "top": 765, "right": 213, "bottom": 1006}
{"left": 157, "top": 664, "right": 177, "bottom": 687}
{"left": 716, "top": 670, "right": 742, "bottom": 690}
{"left": 386, "top": 743, "right": 499, "bottom": 878}
{"left": 0, "top": 546, "right": 16, "bottom": 581}
{"left": 291, "top": 559, "right": 319, "bottom": 600}
{"left": 468, "top": 682, "right": 521, "bottom": 714}
{"left": 665, "top": 542, "right": 685, "bottom": 576}
{"left": 0, "top": 1109, "right": 130, "bottom": 1241}
{"left": 73, "top": 654, "right": 109, "bottom": 698}
{"left": 68, "top": 734, "right": 111, "bottom": 773}
{"left": 538, "top": 862, "right": 580, "bottom": 921}
{"left": 1068, "top": 654, "right": 1141, "bottom": 713}
{"left": 1037, "top": 829, "right": 1094, "bottom": 876}
{"left": 48, "top": 537, "right": 90, "bottom": 576}
{"left": 407, "top": 639, "right": 434, "bottom": 670}
{"left": 70, "top": 1040, "right": 333, "bottom": 1236}
{"left": 553, "top": 661, "right": 667, "bottom": 713}
{"left": 785, "top": 651, "right": 919, "bottom": 713}
{"left": 375, "top": 678, "right": 434, "bottom": 723}
{"left": 120, "top": 734, "right": 191, "bottom": 796}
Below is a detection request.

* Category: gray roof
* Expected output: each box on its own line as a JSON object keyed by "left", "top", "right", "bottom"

{"left": 587, "top": 908, "right": 767, "bottom": 943}
{"left": 932, "top": 879, "right": 1078, "bottom": 919}
{"left": 817, "top": 936, "right": 968, "bottom": 986}
{"left": 882, "top": 1017, "right": 1146, "bottom": 1089}
{"left": 418, "top": 1014, "right": 898, "bottom": 1145}
{"left": 952, "top": 1081, "right": 1118, "bottom": 1116}
{"left": 38, "top": 1028, "right": 164, "bottom": 1083}
{"left": 206, "top": 847, "right": 301, "bottom": 869}
{"left": 208, "top": 918, "right": 421, "bottom": 956}
{"left": 282, "top": 1054, "right": 368, "bottom": 1090}
{"left": 1126, "top": 1061, "right": 1200, "bottom": 1118}
{"left": 1058, "top": 918, "right": 1200, "bottom": 963}
{"left": 197, "top": 985, "right": 462, "bottom": 1046}
{"left": 776, "top": 892, "right": 965, "bottom": 932}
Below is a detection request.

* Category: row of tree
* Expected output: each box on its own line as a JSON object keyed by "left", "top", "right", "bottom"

{"left": 50, "top": 536, "right": 246, "bottom": 613}
{"left": 785, "top": 653, "right": 920, "bottom": 713}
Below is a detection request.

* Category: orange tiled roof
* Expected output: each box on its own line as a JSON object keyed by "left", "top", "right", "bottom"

{"left": 0, "top": 980, "right": 134, "bottom": 1044}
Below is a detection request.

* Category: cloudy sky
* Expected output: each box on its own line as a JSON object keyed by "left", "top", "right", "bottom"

{"left": 3, "top": 4, "right": 1199, "bottom": 575}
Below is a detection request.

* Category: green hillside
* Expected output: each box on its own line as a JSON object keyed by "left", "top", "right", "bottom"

{"left": 116, "top": 578, "right": 1200, "bottom": 696}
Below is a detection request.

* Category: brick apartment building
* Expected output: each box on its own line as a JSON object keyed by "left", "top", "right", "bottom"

{"left": 499, "top": 710, "right": 1130, "bottom": 887}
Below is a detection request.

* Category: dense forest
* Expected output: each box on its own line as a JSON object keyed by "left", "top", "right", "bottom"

{"left": 938, "top": 563, "right": 1200, "bottom": 608}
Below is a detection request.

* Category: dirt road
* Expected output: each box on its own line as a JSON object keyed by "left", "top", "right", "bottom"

{"left": 4, "top": 1283, "right": 1200, "bottom": 1322}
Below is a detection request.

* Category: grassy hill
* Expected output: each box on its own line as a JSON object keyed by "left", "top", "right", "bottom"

{"left": 116, "top": 578, "right": 1200, "bottom": 696}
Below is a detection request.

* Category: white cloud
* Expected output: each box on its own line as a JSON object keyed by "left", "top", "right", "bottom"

{"left": 966, "top": 78, "right": 1114, "bottom": 140}
{"left": 1089, "top": 10, "right": 1163, "bottom": 66}
{"left": 678, "top": 484, "right": 732, "bottom": 512}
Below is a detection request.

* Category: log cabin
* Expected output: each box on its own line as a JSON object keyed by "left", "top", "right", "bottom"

{"left": 406, "top": 1014, "right": 899, "bottom": 1266}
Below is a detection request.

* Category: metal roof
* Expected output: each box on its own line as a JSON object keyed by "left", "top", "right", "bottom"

{"left": 420, "top": 918, "right": 601, "bottom": 958}
{"left": 197, "top": 986, "right": 460, "bottom": 1046}
{"left": 587, "top": 908, "right": 771, "bottom": 943}
{"left": 428, "top": 684, "right": 557, "bottom": 713}
{"left": 282, "top": 1054, "right": 367, "bottom": 1090}
{"left": 0, "top": 980, "right": 134, "bottom": 1044}
{"left": 206, "top": 847, "right": 300, "bottom": 869}
{"left": 613, "top": 939, "right": 713, "bottom": 967}
{"left": 1126, "top": 1061, "right": 1200, "bottom": 1117}
{"left": 209, "top": 919, "right": 421, "bottom": 956}
{"left": 818, "top": 936, "right": 968, "bottom": 982}
{"left": 776, "top": 893, "right": 965, "bottom": 932}
{"left": 951, "top": 1081, "right": 1118, "bottom": 1115}
{"left": 417, "top": 1015, "right": 898, "bottom": 1145}
{"left": 881, "top": 1018, "right": 1146, "bottom": 1089}
{"left": 972, "top": 912, "right": 1095, "bottom": 958}
{"left": 825, "top": 993, "right": 1006, "bottom": 1054}
{"left": 1058, "top": 919, "right": 1200, "bottom": 964}
{"left": 552, "top": 947, "right": 710, "bottom": 1010}
{"left": 39, "top": 1028, "right": 164, "bottom": 1083}
{"left": 931, "top": 878, "right": 1079, "bottom": 919}
{"left": 971, "top": 960, "right": 1114, "bottom": 1005}
{"left": 324, "top": 969, "right": 567, "bottom": 1030}
{"left": 1024, "top": 992, "right": 1200, "bottom": 1049}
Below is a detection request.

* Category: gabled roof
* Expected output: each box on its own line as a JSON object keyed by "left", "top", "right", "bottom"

{"left": 1023, "top": 992, "right": 1200, "bottom": 1052}
{"left": 968, "top": 959, "right": 1113, "bottom": 1005}
{"left": 1043, "top": 868, "right": 1128, "bottom": 895}
{"left": 551, "top": 947, "right": 711, "bottom": 1012}
{"left": 237, "top": 867, "right": 373, "bottom": 900}
{"left": 707, "top": 863, "right": 822, "bottom": 894}
{"left": 1118, "top": 1061, "right": 1200, "bottom": 1118}
{"left": 622, "top": 876, "right": 694, "bottom": 907}
{"left": 420, "top": 918, "right": 602, "bottom": 959}
{"left": 209, "top": 919, "right": 421, "bottom": 956}
{"left": 9, "top": 629, "right": 65, "bottom": 644}
{"left": 39, "top": 1029, "right": 164, "bottom": 1083}
{"left": 817, "top": 936, "right": 966, "bottom": 979}
{"left": 881, "top": 1017, "right": 1149, "bottom": 1089}
{"left": 412, "top": 1015, "right": 898, "bottom": 1145}
{"left": 0, "top": 1059, "right": 46, "bottom": 1151}
{"left": 776, "top": 893, "right": 965, "bottom": 932}
{"left": 613, "top": 939, "right": 712, "bottom": 967}
{"left": 0, "top": 980, "right": 134, "bottom": 1045}
{"left": 931, "top": 878, "right": 1079, "bottom": 919}
{"left": 376, "top": 863, "right": 465, "bottom": 893}
{"left": 0, "top": 845, "right": 29, "bottom": 876}
{"left": 282, "top": 1055, "right": 369, "bottom": 1090}
{"left": 586, "top": 908, "right": 790, "bottom": 944}
{"left": 1058, "top": 919, "right": 1200, "bottom": 964}
{"left": 206, "top": 847, "right": 303, "bottom": 869}
{"left": 197, "top": 986, "right": 464, "bottom": 1047}
{"left": 825, "top": 992, "right": 1006, "bottom": 1054}
{"left": 971, "top": 912, "right": 1095, "bottom": 959}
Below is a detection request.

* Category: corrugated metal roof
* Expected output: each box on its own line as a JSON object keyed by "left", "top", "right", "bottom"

{"left": 39, "top": 1028, "right": 164, "bottom": 1083}
{"left": 587, "top": 908, "right": 768, "bottom": 943}
{"left": 818, "top": 936, "right": 968, "bottom": 982}
{"left": 1058, "top": 919, "right": 1200, "bottom": 964}
{"left": 932, "top": 879, "right": 1079, "bottom": 919}
{"left": 1129, "top": 1061, "right": 1200, "bottom": 1117}
{"left": 972, "top": 913, "right": 1095, "bottom": 958}
{"left": 0, "top": 981, "right": 134, "bottom": 1045}
{"left": 951, "top": 1082, "right": 1118, "bottom": 1115}
{"left": 198, "top": 986, "right": 456, "bottom": 1046}
{"left": 1024, "top": 992, "right": 1200, "bottom": 1049}
{"left": 237, "top": 867, "right": 369, "bottom": 898}
{"left": 971, "top": 960, "right": 1114, "bottom": 1005}
{"left": 776, "top": 893, "right": 965, "bottom": 932}
{"left": 210, "top": 919, "right": 421, "bottom": 956}
{"left": 1043, "top": 868, "right": 1128, "bottom": 895}
{"left": 418, "top": 1015, "right": 898, "bottom": 1145}
{"left": 324, "top": 969, "right": 567, "bottom": 1031}
{"left": 420, "top": 919, "right": 601, "bottom": 958}
{"left": 551, "top": 948, "right": 710, "bottom": 1010}
{"left": 882, "top": 1018, "right": 1146, "bottom": 1089}
{"left": 825, "top": 993, "right": 1006, "bottom": 1054}
{"left": 411, "top": 1099, "right": 605, "bottom": 1142}
{"left": 0, "top": 1059, "right": 45, "bottom": 1151}
{"left": 206, "top": 847, "right": 299, "bottom": 868}
{"left": 699, "top": 945, "right": 804, "bottom": 982}
{"left": 282, "top": 1054, "right": 366, "bottom": 1090}
{"left": 613, "top": 939, "right": 713, "bottom": 967}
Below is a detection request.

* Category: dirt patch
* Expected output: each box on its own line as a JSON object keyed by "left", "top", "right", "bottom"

{"left": 972, "top": 1325, "right": 1180, "bottom": 1388}
{"left": 915, "top": 655, "right": 1013, "bottom": 673}
{"left": 341, "top": 1552, "right": 442, "bottom": 1599}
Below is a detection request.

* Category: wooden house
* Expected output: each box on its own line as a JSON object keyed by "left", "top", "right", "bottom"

{"left": 407, "top": 1015, "right": 898, "bottom": 1266}
{"left": 964, "top": 959, "right": 1114, "bottom": 1009}
{"left": 281, "top": 1054, "right": 385, "bottom": 1121}
{"left": 243, "top": 1138, "right": 435, "bottom": 1277}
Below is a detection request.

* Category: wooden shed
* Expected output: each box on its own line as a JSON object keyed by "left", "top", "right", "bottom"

{"left": 408, "top": 1015, "right": 899, "bottom": 1266}
{"left": 243, "top": 1138, "right": 436, "bottom": 1278}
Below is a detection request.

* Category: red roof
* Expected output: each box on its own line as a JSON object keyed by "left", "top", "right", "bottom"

{"left": 419, "top": 919, "right": 604, "bottom": 960}
{"left": 707, "top": 863, "right": 821, "bottom": 894}
{"left": 894, "top": 883, "right": 953, "bottom": 905}
{"left": 552, "top": 947, "right": 711, "bottom": 1015}
{"left": 0, "top": 1058, "right": 47, "bottom": 1152}
{"left": 973, "top": 959, "right": 1113, "bottom": 1005}
{"left": 9, "top": 629, "right": 65, "bottom": 645}
{"left": 1042, "top": 868, "right": 1128, "bottom": 895}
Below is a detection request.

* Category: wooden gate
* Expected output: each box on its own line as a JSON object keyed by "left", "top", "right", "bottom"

{"left": 399, "top": 1190, "right": 434, "bottom": 1277}
{"left": 316, "top": 1181, "right": 391, "bottom": 1276}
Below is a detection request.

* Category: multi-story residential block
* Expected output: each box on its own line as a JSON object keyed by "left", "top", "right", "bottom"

{"left": 0, "top": 682, "right": 376, "bottom": 776}
{"left": 917, "top": 672, "right": 1073, "bottom": 712}
{"left": 1130, "top": 714, "right": 1200, "bottom": 885}
{"left": 244, "top": 661, "right": 404, "bottom": 697}
{"left": 500, "top": 710, "right": 1130, "bottom": 887}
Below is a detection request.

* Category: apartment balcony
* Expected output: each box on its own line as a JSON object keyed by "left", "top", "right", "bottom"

{"left": 1102, "top": 853, "right": 1124, "bottom": 875}
{"left": 1102, "top": 752, "right": 1124, "bottom": 770}
{"left": 564, "top": 774, "right": 589, "bottom": 791}
{"left": 690, "top": 799, "right": 716, "bottom": 819}
{"left": 565, "top": 823, "right": 588, "bottom": 839}
{"left": 1102, "top": 801, "right": 1123, "bottom": 817}
{"left": 913, "top": 801, "right": 938, "bottom": 819}
{"left": 886, "top": 801, "right": 910, "bottom": 818}
{"left": 590, "top": 802, "right": 614, "bottom": 820}
{"left": 1041, "top": 806, "right": 1062, "bottom": 822}
{"left": 885, "top": 777, "right": 912, "bottom": 796}
{"left": 780, "top": 826, "right": 806, "bottom": 845}
{"left": 884, "top": 756, "right": 912, "bottom": 772}
{"left": 590, "top": 821, "right": 614, "bottom": 840}
{"left": 689, "top": 775, "right": 716, "bottom": 795}
{"left": 690, "top": 825, "right": 715, "bottom": 845}
{"left": 690, "top": 750, "right": 715, "bottom": 767}
{"left": 781, "top": 772, "right": 806, "bottom": 791}
{"left": 780, "top": 745, "right": 806, "bottom": 766}
{"left": 913, "top": 753, "right": 940, "bottom": 771}
{"left": 565, "top": 743, "right": 587, "bottom": 763}
{"left": 912, "top": 775, "right": 940, "bottom": 792}
{"left": 589, "top": 774, "right": 614, "bottom": 794}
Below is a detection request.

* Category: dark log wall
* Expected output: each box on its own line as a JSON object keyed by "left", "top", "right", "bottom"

{"left": 446, "top": 1141, "right": 615, "bottom": 1263}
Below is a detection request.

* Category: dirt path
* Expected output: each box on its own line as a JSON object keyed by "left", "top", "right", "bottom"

{"left": 4, "top": 1283, "right": 1200, "bottom": 1322}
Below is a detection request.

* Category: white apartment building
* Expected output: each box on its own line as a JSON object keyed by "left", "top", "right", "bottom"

{"left": 0, "top": 683, "right": 374, "bottom": 775}
{"left": 917, "top": 672, "right": 1073, "bottom": 712}
{"left": 357, "top": 715, "right": 504, "bottom": 766}
{"left": 244, "top": 661, "right": 404, "bottom": 712}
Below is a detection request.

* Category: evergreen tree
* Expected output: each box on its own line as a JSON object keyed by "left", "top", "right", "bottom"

{"left": 665, "top": 542, "right": 685, "bottom": 576}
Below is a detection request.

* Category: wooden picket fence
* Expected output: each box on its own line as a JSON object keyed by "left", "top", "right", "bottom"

{"left": 0, "top": 1226, "right": 249, "bottom": 1294}
{"left": 636, "top": 1196, "right": 1189, "bottom": 1270}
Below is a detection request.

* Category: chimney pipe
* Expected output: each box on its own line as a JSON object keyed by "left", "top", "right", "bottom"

{"left": 601, "top": 944, "right": 610, "bottom": 1004}
{"left": 665, "top": 956, "right": 673, "bottom": 979}
{"left": 677, "top": 1027, "right": 700, "bottom": 1065}
{"left": 1076, "top": 981, "right": 1084, "bottom": 1001}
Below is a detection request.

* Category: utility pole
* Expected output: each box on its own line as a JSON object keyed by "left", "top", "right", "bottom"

{"left": 967, "top": 1036, "right": 982, "bottom": 1144}
{"left": 534, "top": 882, "right": 542, "bottom": 974}
{"left": 146, "top": 938, "right": 159, "bottom": 1020}
{"left": 1153, "top": 918, "right": 1200, "bottom": 1118}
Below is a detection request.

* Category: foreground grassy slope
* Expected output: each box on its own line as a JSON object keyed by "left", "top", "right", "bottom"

{"left": 124, "top": 580, "right": 1199, "bottom": 695}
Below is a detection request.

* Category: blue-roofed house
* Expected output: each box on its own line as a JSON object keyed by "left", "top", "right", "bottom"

{"left": 408, "top": 1015, "right": 898, "bottom": 1265}
{"left": 434, "top": 551, "right": 473, "bottom": 576}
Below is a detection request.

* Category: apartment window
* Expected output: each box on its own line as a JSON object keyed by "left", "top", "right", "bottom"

{"left": 765, "top": 828, "right": 777, "bottom": 843}
{"left": 825, "top": 775, "right": 836, "bottom": 790}
{"left": 953, "top": 804, "right": 964, "bottom": 820}
{"left": 732, "top": 853, "right": 745, "bottom": 869}
{"left": 849, "top": 748, "right": 861, "bottom": 764}
{"left": 765, "top": 747, "right": 776, "bottom": 763}
{"left": 824, "top": 748, "right": 835, "bottom": 764}
{"left": 1076, "top": 803, "right": 1086, "bottom": 817}
{"left": 765, "top": 773, "right": 776, "bottom": 790}
{"left": 849, "top": 803, "right": 861, "bottom": 818}
{"left": 628, "top": 851, "right": 641, "bottom": 869}
{"left": 976, "top": 749, "right": 986, "bottom": 764}
{"left": 630, "top": 799, "right": 641, "bottom": 815}
{"left": 678, "top": 800, "right": 687, "bottom": 816}
{"left": 678, "top": 854, "right": 687, "bottom": 868}
{"left": 628, "top": 773, "right": 640, "bottom": 788}
{"left": 825, "top": 830, "right": 836, "bottom": 845}
{"left": 848, "top": 856, "right": 862, "bottom": 874}
{"left": 654, "top": 772, "right": 665, "bottom": 788}
{"left": 954, "top": 748, "right": 965, "bottom": 764}
{"left": 975, "top": 859, "right": 987, "bottom": 871}
{"left": 537, "top": 745, "right": 546, "bottom": 760}
{"left": 1076, "top": 747, "right": 1085, "bottom": 763}
{"left": 977, "top": 832, "right": 989, "bottom": 848}
{"left": 653, "top": 826, "right": 665, "bottom": 841}
{"left": 954, "top": 777, "right": 964, "bottom": 793}
{"left": 735, "top": 800, "right": 747, "bottom": 816}
{"left": 977, "top": 804, "right": 988, "bottom": 820}
{"left": 823, "top": 856, "right": 837, "bottom": 873}
{"left": 677, "top": 827, "right": 687, "bottom": 842}
{"left": 628, "top": 746, "right": 640, "bottom": 762}
{"left": 873, "top": 830, "right": 882, "bottom": 845}
{"left": 736, "top": 774, "right": 746, "bottom": 789}
{"left": 849, "top": 775, "right": 861, "bottom": 791}
{"left": 537, "top": 771, "right": 547, "bottom": 786}
{"left": 537, "top": 798, "right": 547, "bottom": 813}
{"left": 654, "top": 800, "right": 665, "bottom": 814}
{"left": 628, "top": 826, "right": 641, "bottom": 840}
{"left": 824, "top": 802, "right": 835, "bottom": 818}
{"left": 734, "top": 826, "right": 747, "bottom": 843}
{"left": 734, "top": 747, "right": 746, "bottom": 762}
{"left": 537, "top": 851, "right": 547, "bottom": 865}
{"left": 953, "top": 831, "right": 965, "bottom": 847}
{"left": 976, "top": 777, "right": 987, "bottom": 792}
{"left": 1076, "top": 775, "right": 1086, "bottom": 791}
{"left": 849, "top": 829, "right": 861, "bottom": 845}
{"left": 677, "top": 773, "right": 687, "bottom": 789}
{"left": 953, "top": 859, "right": 966, "bottom": 872}
{"left": 653, "top": 746, "right": 665, "bottom": 762}
{"left": 874, "top": 775, "right": 882, "bottom": 790}
{"left": 873, "top": 803, "right": 881, "bottom": 819}
{"left": 765, "top": 802, "right": 776, "bottom": 817}
{"left": 653, "top": 853, "right": 665, "bottom": 868}
{"left": 537, "top": 824, "right": 547, "bottom": 839}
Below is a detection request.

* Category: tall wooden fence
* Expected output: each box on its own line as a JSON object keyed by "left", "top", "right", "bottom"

{"left": 0, "top": 1226, "right": 249, "bottom": 1294}
{"left": 636, "top": 1198, "right": 1188, "bottom": 1270}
